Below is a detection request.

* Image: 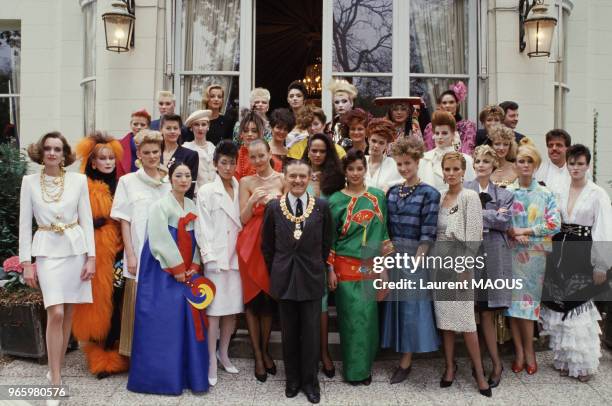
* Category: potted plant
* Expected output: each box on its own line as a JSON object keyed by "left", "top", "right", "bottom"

{"left": 0, "top": 143, "right": 49, "bottom": 362}
{"left": 0, "top": 257, "right": 47, "bottom": 362}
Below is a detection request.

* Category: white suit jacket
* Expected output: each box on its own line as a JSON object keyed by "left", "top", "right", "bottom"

{"left": 195, "top": 174, "right": 242, "bottom": 271}
{"left": 19, "top": 172, "right": 95, "bottom": 262}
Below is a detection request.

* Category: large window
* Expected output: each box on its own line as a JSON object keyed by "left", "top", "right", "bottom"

{"left": 326, "top": 0, "right": 476, "bottom": 120}
{"left": 175, "top": 0, "right": 241, "bottom": 119}
{"left": 0, "top": 22, "right": 20, "bottom": 146}
{"left": 81, "top": 0, "right": 96, "bottom": 135}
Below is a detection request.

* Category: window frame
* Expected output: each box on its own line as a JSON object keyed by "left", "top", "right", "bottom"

{"left": 553, "top": 0, "right": 572, "bottom": 129}
{"left": 80, "top": 0, "right": 97, "bottom": 135}
{"left": 0, "top": 20, "right": 21, "bottom": 145}
{"left": 173, "top": 0, "right": 252, "bottom": 116}
{"left": 322, "top": 0, "right": 478, "bottom": 121}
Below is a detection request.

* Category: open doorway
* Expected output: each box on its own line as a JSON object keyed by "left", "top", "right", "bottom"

{"left": 255, "top": 0, "right": 322, "bottom": 111}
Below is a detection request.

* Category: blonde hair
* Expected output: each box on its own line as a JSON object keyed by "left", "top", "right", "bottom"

{"left": 478, "top": 105, "right": 505, "bottom": 124}
{"left": 391, "top": 137, "right": 425, "bottom": 161}
{"left": 134, "top": 129, "right": 163, "bottom": 149}
{"left": 473, "top": 145, "right": 500, "bottom": 169}
{"left": 249, "top": 88, "right": 271, "bottom": 106}
{"left": 202, "top": 84, "right": 225, "bottom": 109}
{"left": 516, "top": 137, "right": 541, "bottom": 169}
{"left": 328, "top": 79, "right": 358, "bottom": 100}
{"left": 488, "top": 125, "right": 517, "bottom": 161}
{"left": 157, "top": 90, "right": 175, "bottom": 101}
{"left": 441, "top": 151, "right": 466, "bottom": 170}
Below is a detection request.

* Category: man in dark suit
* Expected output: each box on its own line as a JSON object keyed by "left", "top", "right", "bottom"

{"left": 261, "top": 159, "right": 332, "bottom": 404}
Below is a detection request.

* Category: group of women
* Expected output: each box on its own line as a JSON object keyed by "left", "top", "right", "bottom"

{"left": 17, "top": 78, "right": 611, "bottom": 404}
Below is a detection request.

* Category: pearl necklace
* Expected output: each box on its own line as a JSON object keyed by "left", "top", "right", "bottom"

{"left": 40, "top": 167, "right": 66, "bottom": 203}
{"left": 256, "top": 171, "right": 277, "bottom": 181}
{"left": 398, "top": 178, "right": 420, "bottom": 199}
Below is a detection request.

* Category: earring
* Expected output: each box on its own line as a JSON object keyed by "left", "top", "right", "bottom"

{"left": 135, "top": 158, "right": 142, "bottom": 169}
{"left": 60, "top": 158, "right": 65, "bottom": 168}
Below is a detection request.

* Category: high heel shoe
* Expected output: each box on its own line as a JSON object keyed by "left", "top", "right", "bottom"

{"left": 254, "top": 367, "right": 267, "bottom": 383}
{"left": 321, "top": 363, "right": 336, "bottom": 378}
{"left": 217, "top": 351, "right": 239, "bottom": 374}
{"left": 265, "top": 361, "right": 277, "bottom": 376}
{"left": 361, "top": 375, "right": 372, "bottom": 386}
{"left": 473, "top": 373, "right": 492, "bottom": 397}
{"left": 439, "top": 363, "right": 457, "bottom": 388}
{"left": 488, "top": 367, "right": 504, "bottom": 388}
{"left": 208, "top": 375, "right": 218, "bottom": 386}
{"left": 525, "top": 362, "right": 538, "bottom": 375}
{"left": 511, "top": 361, "right": 524, "bottom": 373}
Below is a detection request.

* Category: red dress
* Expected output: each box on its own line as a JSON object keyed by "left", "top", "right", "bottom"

{"left": 236, "top": 204, "right": 270, "bottom": 303}
{"left": 235, "top": 146, "right": 283, "bottom": 180}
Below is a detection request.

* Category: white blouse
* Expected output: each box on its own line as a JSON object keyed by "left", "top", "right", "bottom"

{"left": 19, "top": 172, "right": 95, "bottom": 262}
{"left": 183, "top": 140, "right": 216, "bottom": 192}
{"left": 558, "top": 180, "right": 612, "bottom": 274}
{"left": 418, "top": 147, "right": 476, "bottom": 192}
{"left": 110, "top": 169, "right": 171, "bottom": 279}
{"left": 195, "top": 175, "right": 242, "bottom": 271}
{"left": 365, "top": 155, "right": 403, "bottom": 193}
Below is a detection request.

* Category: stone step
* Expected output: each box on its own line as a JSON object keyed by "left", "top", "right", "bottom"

{"left": 228, "top": 328, "right": 550, "bottom": 361}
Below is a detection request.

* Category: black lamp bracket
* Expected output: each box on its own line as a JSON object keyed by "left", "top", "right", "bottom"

{"left": 519, "top": 0, "right": 545, "bottom": 53}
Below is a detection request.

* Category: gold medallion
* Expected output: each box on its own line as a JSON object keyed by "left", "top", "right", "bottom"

{"left": 280, "top": 195, "right": 316, "bottom": 240}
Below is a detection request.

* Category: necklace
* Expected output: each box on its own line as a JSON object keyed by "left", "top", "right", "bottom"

{"left": 398, "top": 178, "right": 420, "bottom": 199}
{"left": 256, "top": 171, "right": 277, "bottom": 181}
{"left": 279, "top": 195, "right": 316, "bottom": 240}
{"left": 40, "top": 167, "right": 66, "bottom": 203}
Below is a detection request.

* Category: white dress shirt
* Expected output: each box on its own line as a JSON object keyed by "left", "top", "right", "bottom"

{"left": 288, "top": 192, "right": 309, "bottom": 225}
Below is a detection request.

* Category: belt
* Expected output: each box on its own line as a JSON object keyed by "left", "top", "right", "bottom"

{"left": 37, "top": 221, "right": 78, "bottom": 234}
{"left": 561, "top": 223, "right": 591, "bottom": 237}
{"left": 334, "top": 255, "right": 375, "bottom": 282}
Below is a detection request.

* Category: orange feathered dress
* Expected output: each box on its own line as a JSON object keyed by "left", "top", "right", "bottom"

{"left": 72, "top": 178, "right": 128, "bottom": 376}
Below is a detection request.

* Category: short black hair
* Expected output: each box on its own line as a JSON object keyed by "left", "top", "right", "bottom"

{"left": 287, "top": 80, "right": 306, "bottom": 97}
{"left": 545, "top": 129, "right": 571, "bottom": 147}
{"left": 342, "top": 149, "right": 367, "bottom": 172}
{"left": 213, "top": 140, "right": 238, "bottom": 164}
{"left": 566, "top": 144, "right": 591, "bottom": 165}
{"left": 269, "top": 108, "right": 295, "bottom": 131}
{"left": 168, "top": 160, "right": 190, "bottom": 178}
{"left": 499, "top": 101, "right": 519, "bottom": 113}
{"left": 161, "top": 113, "right": 183, "bottom": 128}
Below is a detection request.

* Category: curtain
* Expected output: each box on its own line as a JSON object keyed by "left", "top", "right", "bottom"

{"left": 182, "top": 0, "right": 240, "bottom": 116}
{"left": 409, "top": 0, "right": 468, "bottom": 117}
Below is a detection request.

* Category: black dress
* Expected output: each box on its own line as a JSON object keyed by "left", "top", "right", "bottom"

{"left": 208, "top": 114, "right": 235, "bottom": 146}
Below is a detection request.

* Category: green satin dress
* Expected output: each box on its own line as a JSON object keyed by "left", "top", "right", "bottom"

{"left": 328, "top": 187, "right": 392, "bottom": 381}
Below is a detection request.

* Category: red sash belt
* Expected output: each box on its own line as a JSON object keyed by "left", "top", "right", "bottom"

{"left": 334, "top": 255, "right": 375, "bottom": 282}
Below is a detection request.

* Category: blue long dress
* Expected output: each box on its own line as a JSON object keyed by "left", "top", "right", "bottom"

{"left": 128, "top": 194, "right": 212, "bottom": 395}
{"left": 380, "top": 183, "right": 441, "bottom": 353}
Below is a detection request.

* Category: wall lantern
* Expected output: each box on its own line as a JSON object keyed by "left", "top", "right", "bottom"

{"left": 519, "top": 0, "right": 557, "bottom": 57}
{"left": 102, "top": 0, "right": 135, "bottom": 53}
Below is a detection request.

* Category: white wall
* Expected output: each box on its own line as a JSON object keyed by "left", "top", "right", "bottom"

{"left": 95, "top": 0, "right": 167, "bottom": 138}
{"left": 0, "top": 0, "right": 83, "bottom": 149}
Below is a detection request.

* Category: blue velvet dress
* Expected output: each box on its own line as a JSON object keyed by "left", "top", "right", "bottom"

{"left": 127, "top": 194, "right": 211, "bottom": 395}
{"left": 380, "top": 183, "right": 441, "bottom": 353}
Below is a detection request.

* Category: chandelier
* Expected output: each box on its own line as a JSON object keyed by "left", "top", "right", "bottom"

{"left": 301, "top": 59, "right": 322, "bottom": 99}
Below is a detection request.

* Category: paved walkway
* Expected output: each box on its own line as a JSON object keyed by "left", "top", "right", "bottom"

{"left": 0, "top": 349, "right": 611, "bottom": 405}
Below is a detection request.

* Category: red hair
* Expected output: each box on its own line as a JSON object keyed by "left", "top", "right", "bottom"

{"left": 131, "top": 109, "right": 151, "bottom": 125}
{"left": 431, "top": 110, "right": 456, "bottom": 133}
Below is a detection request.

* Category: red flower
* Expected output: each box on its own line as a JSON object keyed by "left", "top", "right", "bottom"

{"left": 2, "top": 256, "right": 22, "bottom": 273}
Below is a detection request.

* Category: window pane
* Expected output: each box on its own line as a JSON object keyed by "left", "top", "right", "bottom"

{"left": 180, "top": 75, "right": 239, "bottom": 118}
{"left": 0, "top": 97, "right": 19, "bottom": 146}
{"left": 332, "top": 0, "right": 392, "bottom": 73}
{"left": 83, "top": 81, "right": 95, "bottom": 135}
{"left": 83, "top": 1, "right": 96, "bottom": 77}
{"left": 334, "top": 76, "right": 392, "bottom": 116}
{"left": 410, "top": 77, "right": 468, "bottom": 120}
{"left": 410, "top": 0, "right": 468, "bottom": 74}
{"left": 182, "top": 0, "right": 240, "bottom": 72}
{"left": 0, "top": 29, "right": 20, "bottom": 94}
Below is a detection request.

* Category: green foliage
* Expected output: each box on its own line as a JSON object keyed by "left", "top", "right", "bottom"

{"left": 0, "top": 144, "right": 28, "bottom": 262}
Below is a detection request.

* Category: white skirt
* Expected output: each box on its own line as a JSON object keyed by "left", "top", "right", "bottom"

{"left": 541, "top": 301, "right": 602, "bottom": 377}
{"left": 205, "top": 268, "right": 244, "bottom": 316}
{"left": 36, "top": 255, "right": 92, "bottom": 309}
